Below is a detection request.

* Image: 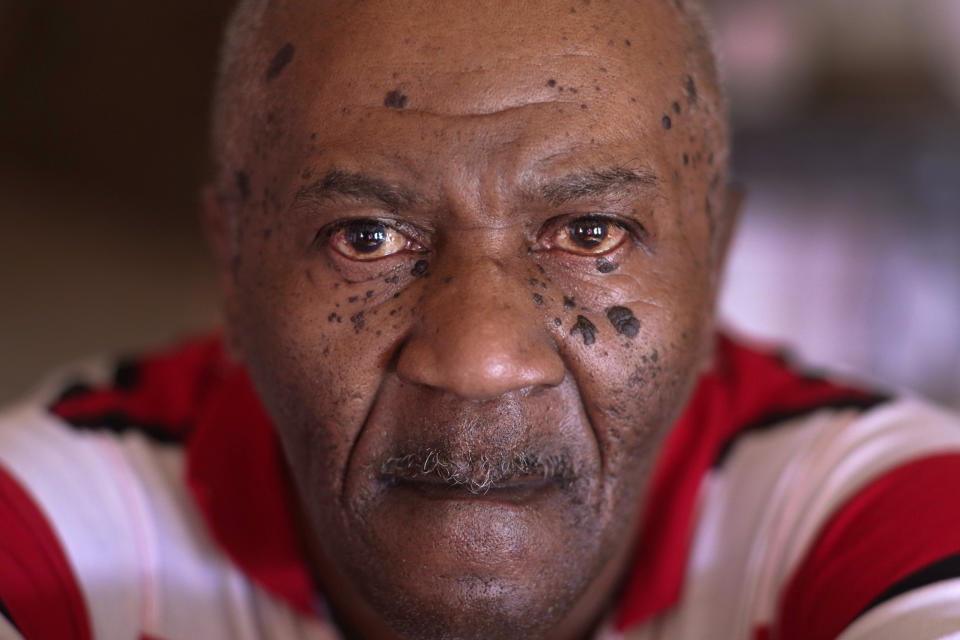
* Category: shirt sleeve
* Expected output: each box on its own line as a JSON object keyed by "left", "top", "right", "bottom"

{"left": 0, "top": 463, "right": 91, "bottom": 640}
{"left": 775, "top": 453, "right": 960, "bottom": 640}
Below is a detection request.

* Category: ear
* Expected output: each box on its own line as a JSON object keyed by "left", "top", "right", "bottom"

{"left": 201, "top": 185, "right": 243, "bottom": 361}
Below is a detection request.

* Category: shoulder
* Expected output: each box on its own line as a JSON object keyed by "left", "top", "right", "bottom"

{"left": 771, "top": 400, "right": 960, "bottom": 640}
{"left": 0, "top": 337, "right": 239, "bottom": 640}
{"left": 701, "top": 397, "right": 960, "bottom": 639}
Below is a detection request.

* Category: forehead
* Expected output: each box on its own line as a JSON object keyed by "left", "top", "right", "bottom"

{"left": 262, "top": 0, "right": 693, "bottom": 119}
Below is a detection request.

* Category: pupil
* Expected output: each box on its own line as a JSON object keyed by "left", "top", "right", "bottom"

{"left": 568, "top": 218, "right": 608, "bottom": 249}
{"left": 346, "top": 221, "right": 387, "bottom": 253}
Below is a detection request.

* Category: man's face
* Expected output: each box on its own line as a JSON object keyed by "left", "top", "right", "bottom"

{"left": 218, "top": 1, "right": 728, "bottom": 638}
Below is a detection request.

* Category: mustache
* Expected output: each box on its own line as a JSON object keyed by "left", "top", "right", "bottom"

{"left": 379, "top": 448, "right": 577, "bottom": 495}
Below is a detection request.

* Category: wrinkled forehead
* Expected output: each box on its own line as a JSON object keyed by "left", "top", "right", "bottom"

{"left": 259, "top": 0, "right": 695, "bottom": 117}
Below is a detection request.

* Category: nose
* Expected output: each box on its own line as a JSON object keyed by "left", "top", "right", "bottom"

{"left": 395, "top": 257, "right": 565, "bottom": 400}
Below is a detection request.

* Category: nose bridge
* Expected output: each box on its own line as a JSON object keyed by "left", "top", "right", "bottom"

{"left": 395, "top": 251, "right": 564, "bottom": 400}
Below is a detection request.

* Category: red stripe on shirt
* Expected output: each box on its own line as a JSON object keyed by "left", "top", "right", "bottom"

{"left": 0, "top": 464, "right": 91, "bottom": 640}
{"left": 775, "top": 453, "right": 960, "bottom": 640}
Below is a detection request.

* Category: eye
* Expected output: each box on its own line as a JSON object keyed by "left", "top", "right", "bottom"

{"left": 553, "top": 216, "right": 628, "bottom": 255}
{"left": 328, "top": 220, "right": 419, "bottom": 260}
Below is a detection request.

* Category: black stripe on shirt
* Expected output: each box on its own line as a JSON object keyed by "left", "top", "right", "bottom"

{"left": 0, "top": 597, "right": 21, "bottom": 633}
{"left": 58, "top": 411, "right": 184, "bottom": 444}
{"left": 712, "top": 395, "right": 890, "bottom": 469}
{"left": 851, "top": 551, "right": 960, "bottom": 623}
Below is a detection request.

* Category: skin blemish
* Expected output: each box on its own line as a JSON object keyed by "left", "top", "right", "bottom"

{"left": 443, "top": 275, "right": 453, "bottom": 284}
{"left": 348, "top": 296, "right": 359, "bottom": 303}
{"left": 606, "top": 306, "right": 640, "bottom": 338}
{"left": 624, "top": 39, "right": 631, "bottom": 46}
{"left": 235, "top": 171, "right": 250, "bottom": 201}
{"left": 411, "top": 260, "right": 429, "bottom": 277}
{"left": 684, "top": 74, "right": 698, "bottom": 105}
{"left": 265, "top": 42, "right": 295, "bottom": 82}
{"left": 662, "top": 115, "right": 672, "bottom": 130}
{"left": 571, "top": 315, "right": 598, "bottom": 346}
{"left": 672, "top": 101, "right": 681, "bottom": 114}
{"left": 384, "top": 90, "right": 409, "bottom": 109}
{"left": 683, "top": 153, "right": 689, "bottom": 166}
{"left": 547, "top": 78, "right": 557, "bottom": 88}
{"left": 581, "top": 104, "right": 588, "bottom": 110}
{"left": 596, "top": 258, "right": 619, "bottom": 273}
{"left": 554, "top": 317, "right": 562, "bottom": 326}
{"left": 533, "top": 293, "right": 544, "bottom": 305}
{"left": 366, "top": 290, "right": 374, "bottom": 298}
{"left": 262, "top": 228, "right": 272, "bottom": 240}
{"left": 385, "top": 275, "right": 400, "bottom": 284}
{"left": 350, "top": 311, "right": 365, "bottom": 332}
{"left": 563, "top": 296, "right": 576, "bottom": 309}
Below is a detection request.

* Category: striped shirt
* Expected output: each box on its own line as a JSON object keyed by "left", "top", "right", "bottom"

{"left": 1, "top": 334, "right": 959, "bottom": 639}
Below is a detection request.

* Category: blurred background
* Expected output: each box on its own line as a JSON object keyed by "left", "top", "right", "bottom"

{"left": 1, "top": 0, "right": 958, "bottom": 408}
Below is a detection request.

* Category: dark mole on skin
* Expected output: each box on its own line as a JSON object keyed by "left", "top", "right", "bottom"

{"left": 365, "top": 290, "right": 374, "bottom": 298}
{"left": 411, "top": 260, "right": 429, "bottom": 277}
{"left": 547, "top": 79, "right": 557, "bottom": 87}
{"left": 348, "top": 296, "right": 359, "bottom": 303}
{"left": 350, "top": 311, "right": 365, "bottom": 332}
{"left": 672, "top": 101, "right": 681, "bottom": 114}
{"left": 235, "top": 171, "right": 250, "bottom": 201}
{"left": 606, "top": 306, "right": 640, "bottom": 338}
{"left": 571, "top": 315, "right": 598, "bottom": 346}
{"left": 596, "top": 258, "right": 619, "bottom": 273}
{"left": 532, "top": 293, "right": 544, "bottom": 305}
{"left": 384, "top": 90, "right": 408, "bottom": 109}
{"left": 662, "top": 115, "right": 672, "bottom": 130}
{"left": 265, "top": 43, "right": 295, "bottom": 81}
{"left": 683, "top": 153, "right": 689, "bottom": 166}
{"left": 563, "top": 296, "right": 576, "bottom": 310}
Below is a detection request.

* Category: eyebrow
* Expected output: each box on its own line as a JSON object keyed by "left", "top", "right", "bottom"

{"left": 534, "top": 167, "right": 660, "bottom": 207}
{"left": 292, "top": 169, "right": 418, "bottom": 212}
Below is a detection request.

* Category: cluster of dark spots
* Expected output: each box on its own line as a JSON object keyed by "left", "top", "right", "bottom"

{"left": 596, "top": 258, "right": 619, "bottom": 273}
{"left": 571, "top": 315, "right": 598, "bottom": 346}
{"left": 234, "top": 171, "right": 250, "bottom": 201}
{"left": 672, "top": 101, "right": 681, "bottom": 114}
{"left": 563, "top": 296, "right": 576, "bottom": 310}
{"left": 384, "top": 90, "right": 408, "bottom": 109}
{"left": 662, "top": 115, "right": 672, "bottom": 130}
{"left": 532, "top": 293, "right": 544, "bottom": 305}
{"left": 411, "top": 260, "right": 429, "bottom": 277}
{"left": 684, "top": 74, "right": 698, "bottom": 105}
{"left": 348, "top": 296, "right": 359, "bottom": 303}
{"left": 536, "top": 264, "right": 547, "bottom": 276}
{"left": 384, "top": 275, "right": 400, "bottom": 284}
{"left": 265, "top": 43, "right": 295, "bottom": 82}
{"left": 547, "top": 78, "right": 557, "bottom": 88}
{"left": 606, "top": 306, "right": 640, "bottom": 338}
{"left": 350, "top": 311, "right": 365, "bottom": 332}
{"left": 327, "top": 312, "right": 343, "bottom": 324}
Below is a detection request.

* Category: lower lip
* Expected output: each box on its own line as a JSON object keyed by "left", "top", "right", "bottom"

{"left": 391, "top": 479, "right": 557, "bottom": 503}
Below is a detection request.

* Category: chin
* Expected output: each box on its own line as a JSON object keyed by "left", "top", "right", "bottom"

{"left": 326, "top": 476, "right": 614, "bottom": 640}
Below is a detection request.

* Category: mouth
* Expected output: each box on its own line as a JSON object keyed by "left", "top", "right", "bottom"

{"left": 386, "top": 474, "right": 564, "bottom": 502}
{"left": 377, "top": 448, "right": 577, "bottom": 502}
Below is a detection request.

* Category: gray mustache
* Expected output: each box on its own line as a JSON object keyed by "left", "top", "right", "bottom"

{"left": 379, "top": 449, "right": 576, "bottom": 495}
